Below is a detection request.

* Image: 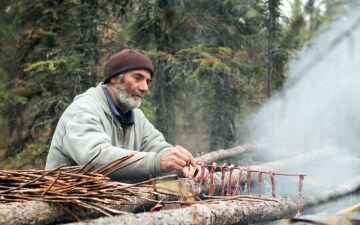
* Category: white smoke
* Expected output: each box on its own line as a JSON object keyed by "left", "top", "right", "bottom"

{"left": 245, "top": 10, "right": 360, "bottom": 194}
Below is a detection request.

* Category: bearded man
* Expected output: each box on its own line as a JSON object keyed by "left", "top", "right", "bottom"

{"left": 45, "top": 49, "right": 207, "bottom": 182}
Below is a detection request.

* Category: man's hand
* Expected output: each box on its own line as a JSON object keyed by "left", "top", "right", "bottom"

{"left": 182, "top": 164, "right": 209, "bottom": 182}
{"left": 160, "top": 145, "right": 193, "bottom": 172}
{"left": 160, "top": 145, "right": 209, "bottom": 181}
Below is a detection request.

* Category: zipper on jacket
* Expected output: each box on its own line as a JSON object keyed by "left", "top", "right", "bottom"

{"left": 121, "top": 125, "right": 133, "bottom": 147}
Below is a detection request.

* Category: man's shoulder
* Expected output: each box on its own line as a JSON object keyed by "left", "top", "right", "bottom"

{"left": 74, "top": 84, "right": 103, "bottom": 102}
{"left": 64, "top": 85, "right": 109, "bottom": 117}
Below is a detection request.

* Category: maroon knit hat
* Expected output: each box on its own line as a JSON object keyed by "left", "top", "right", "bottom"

{"left": 103, "top": 49, "right": 154, "bottom": 83}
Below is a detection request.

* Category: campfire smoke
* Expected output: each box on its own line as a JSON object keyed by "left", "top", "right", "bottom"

{"left": 244, "top": 9, "right": 360, "bottom": 197}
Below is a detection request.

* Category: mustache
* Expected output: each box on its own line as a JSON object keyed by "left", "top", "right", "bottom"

{"left": 132, "top": 92, "right": 145, "bottom": 98}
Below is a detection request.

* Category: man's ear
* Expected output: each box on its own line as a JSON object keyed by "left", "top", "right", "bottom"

{"left": 109, "top": 76, "right": 117, "bottom": 84}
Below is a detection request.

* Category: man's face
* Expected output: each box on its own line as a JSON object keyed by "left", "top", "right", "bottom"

{"left": 109, "top": 69, "right": 152, "bottom": 111}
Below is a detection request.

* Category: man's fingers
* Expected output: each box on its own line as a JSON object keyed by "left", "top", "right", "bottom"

{"left": 172, "top": 164, "right": 184, "bottom": 171}
{"left": 188, "top": 166, "right": 197, "bottom": 179}
{"left": 174, "top": 156, "right": 187, "bottom": 168}
{"left": 194, "top": 165, "right": 209, "bottom": 181}
{"left": 172, "top": 147, "right": 191, "bottom": 163}
{"left": 160, "top": 150, "right": 189, "bottom": 172}
{"left": 166, "top": 153, "right": 188, "bottom": 169}
{"left": 182, "top": 165, "right": 197, "bottom": 179}
{"left": 160, "top": 146, "right": 199, "bottom": 173}
{"left": 182, "top": 166, "right": 190, "bottom": 177}
{"left": 174, "top": 146, "right": 196, "bottom": 166}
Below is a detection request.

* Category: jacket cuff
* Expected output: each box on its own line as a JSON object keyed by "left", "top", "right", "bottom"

{"left": 154, "top": 150, "right": 170, "bottom": 177}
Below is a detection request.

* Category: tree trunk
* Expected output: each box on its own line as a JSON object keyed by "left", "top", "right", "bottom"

{"left": 66, "top": 175, "right": 360, "bottom": 225}
{"left": 209, "top": 76, "right": 223, "bottom": 151}
{"left": 196, "top": 144, "right": 265, "bottom": 163}
{"left": 153, "top": 60, "right": 176, "bottom": 144}
{"left": 67, "top": 197, "right": 302, "bottom": 225}
{"left": 0, "top": 181, "right": 186, "bottom": 225}
{"left": 209, "top": 73, "right": 237, "bottom": 151}
{"left": 152, "top": 0, "right": 176, "bottom": 144}
{"left": 267, "top": 0, "right": 279, "bottom": 96}
{"left": 77, "top": 0, "right": 99, "bottom": 92}
{"left": 0, "top": 197, "right": 151, "bottom": 225}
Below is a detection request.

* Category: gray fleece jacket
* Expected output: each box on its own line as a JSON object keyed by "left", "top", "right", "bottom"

{"left": 45, "top": 83, "right": 173, "bottom": 181}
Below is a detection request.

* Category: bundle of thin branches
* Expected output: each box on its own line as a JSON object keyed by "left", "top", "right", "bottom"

{"left": 0, "top": 152, "right": 177, "bottom": 216}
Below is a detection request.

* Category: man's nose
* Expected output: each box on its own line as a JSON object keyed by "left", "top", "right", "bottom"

{"left": 139, "top": 81, "right": 149, "bottom": 93}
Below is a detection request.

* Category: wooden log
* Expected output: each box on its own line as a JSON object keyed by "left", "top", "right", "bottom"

{"left": 65, "top": 197, "right": 301, "bottom": 225}
{"left": 0, "top": 197, "right": 151, "bottom": 225}
{"left": 60, "top": 175, "right": 360, "bottom": 225}
{"left": 195, "top": 144, "right": 265, "bottom": 164}
{"left": 0, "top": 177, "right": 192, "bottom": 225}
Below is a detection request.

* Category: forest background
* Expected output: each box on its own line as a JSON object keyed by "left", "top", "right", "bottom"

{"left": 0, "top": 0, "right": 355, "bottom": 170}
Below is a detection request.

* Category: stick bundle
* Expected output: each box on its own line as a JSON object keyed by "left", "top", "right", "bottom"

{"left": 0, "top": 154, "right": 166, "bottom": 216}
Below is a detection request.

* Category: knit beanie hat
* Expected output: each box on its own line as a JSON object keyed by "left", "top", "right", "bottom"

{"left": 103, "top": 49, "right": 154, "bottom": 83}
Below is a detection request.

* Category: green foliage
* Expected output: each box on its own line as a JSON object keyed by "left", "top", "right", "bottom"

{"left": 153, "top": 51, "right": 179, "bottom": 65}
{"left": 0, "top": 0, "right": 334, "bottom": 168}
{"left": 245, "top": 7, "right": 260, "bottom": 19}
{"left": 2, "top": 142, "right": 49, "bottom": 170}
{"left": 139, "top": 98, "right": 155, "bottom": 123}
{"left": 212, "top": 62, "right": 231, "bottom": 74}
{"left": 0, "top": 0, "right": 92, "bottom": 167}
{"left": 24, "top": 59, "right": 66, "bottom": 74}
{"left": 0, "top": 84, "right": 28, "bottom": 108}
{"left": 24, "top": 54, "right": 81, "bottom": 78}
{"left": 176, "top": 46, "right": 233, "bottom": 85}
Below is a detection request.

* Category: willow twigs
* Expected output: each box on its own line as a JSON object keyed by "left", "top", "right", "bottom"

{"left": 0, "top": 154, "right": 181, "bottom": 225}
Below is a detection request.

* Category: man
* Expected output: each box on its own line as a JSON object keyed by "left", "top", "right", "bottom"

{"left": 45, "top": 49, "right": 208, "bottom": 182}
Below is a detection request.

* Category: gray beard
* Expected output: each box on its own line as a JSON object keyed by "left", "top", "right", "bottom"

{"left": 112, "top": 82, "right": 142, "bottom": 111}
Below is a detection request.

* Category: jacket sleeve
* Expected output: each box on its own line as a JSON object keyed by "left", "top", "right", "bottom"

{"left": 60, "top": 111, "right": 169, "bottom": 181}
{"left": 136, "top": 110, "right": 174, "bottom": 176}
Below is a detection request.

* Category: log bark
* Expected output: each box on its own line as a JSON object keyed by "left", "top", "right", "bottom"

{"left": 65, "top": 175, "right": 360, "bottom": 225}
{"left": 0, "top": 177, "right": 192, "bottom": 225}
{"left": 0, "top": 197, "right": 151, "bottom": 225}
{"left": 195, "top": 144, "right": 265, "bottom": 164}
{"left": 67, "top": 197, "right": 302, "bottom": 225}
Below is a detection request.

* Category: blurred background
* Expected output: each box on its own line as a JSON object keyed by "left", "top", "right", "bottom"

{"left": 0, "top": 0, "right": 359, "bottom": 170}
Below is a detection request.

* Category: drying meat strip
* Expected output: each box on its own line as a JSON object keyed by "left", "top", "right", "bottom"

{"left": 298, "top": 174, "right": 304, "bottom": 197}
{"left": 245, "top": 168, "right": 252, "bottom": 194}
{"left": 296, "top": 174, "right": 305, "bottom": 217}
{"left": 208, "top": 162, "right": 217, "bottom": 196}
{"left": 220, "top": 164, "right": 227, "bottom": 196}
{"left": 232, "top": 167, "right": 242, "bottom": 196}
{"left": 269, "top": 170, "right": 276, "bottom": 197}
{"left": 227, "top": 165, "right": 235, "bottom": 196}
{"left": 257, "top": 171, "right": 263, "bottom": 197}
